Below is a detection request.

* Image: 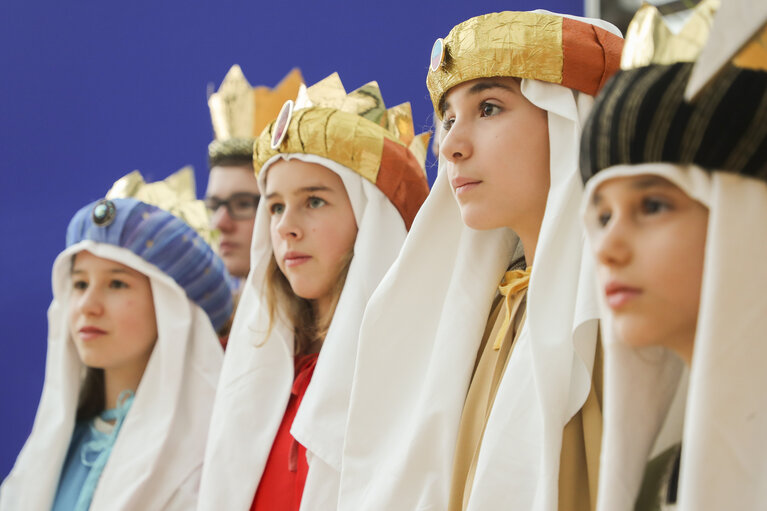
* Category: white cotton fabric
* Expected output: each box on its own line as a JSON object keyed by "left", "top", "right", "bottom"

{"left": 584, "top": 163, "right": 767, "bottom": 511}
{"left": 0, "top": 241, "right": 223, "bottom": 511}
{"left": 197, "top": 153, "right": 409, "bottom": 511}
{"left": 339, "top": 15, "right": 619, "bottom": 509}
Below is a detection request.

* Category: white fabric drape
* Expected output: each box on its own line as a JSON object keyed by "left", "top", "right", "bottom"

{"left": 0, "top": 241, "right": 223, "bottom": 510}
{"left": 585, "top": 163, "right": 767, "bottom": 511}
{"left": 339, "top": 15, "right": 618, "bottom": 503}
{"left": 197, "top": 153, "right": 409, "bottom": 511}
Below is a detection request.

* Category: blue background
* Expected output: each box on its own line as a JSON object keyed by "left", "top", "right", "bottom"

{"left": 0, "top": 0, "right": 582, "bottom": 478}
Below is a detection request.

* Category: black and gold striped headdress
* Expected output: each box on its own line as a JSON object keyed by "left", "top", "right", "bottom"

{"left": 580, "top": 0, "right": 767, "bottom": 182}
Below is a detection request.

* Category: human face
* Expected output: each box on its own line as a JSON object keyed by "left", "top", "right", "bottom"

{"left": 440, "top": 77, "right": 550, "bottom": 233}
{"left": 206, "top": 164, "right": 260, "bottom": 278}
{"left": 68, "top": 251, "right": 158, "bottom": 377}
{"left": 265, "top": 159, "right": 358, "bottom": 318}
{"left": 585, "top": 174, "right": 709, "bottom": 363}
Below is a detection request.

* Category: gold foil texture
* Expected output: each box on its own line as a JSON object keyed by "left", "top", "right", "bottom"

{"left": 208, "top": 66, "right": 303, "bottom": 159}
{"left": 426, "top": 12, "right": 563, "bottom": 117}
{"left": 254, "top": 73, "right": 430, "bottom": 181}
{"left": 106, "top": 167, "right": 219, "bottom": 248}
{"left": 734, "top": 23, "right": 767, "bottom": 72}
{"left": 621, "top": 0, "right": 720, "bottom": 70}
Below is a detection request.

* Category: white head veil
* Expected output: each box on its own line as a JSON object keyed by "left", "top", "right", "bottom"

{"left": 339, "top": 13, "right": 621, "bottom": 511}
{"left": 0, "top": 241, "right": 224, "bottom": 510}
{"left": 198, "top": 152, "right": 413, "bottom": 510}
{"left": 585, "top": 162, "right": 767, "bottom": 511}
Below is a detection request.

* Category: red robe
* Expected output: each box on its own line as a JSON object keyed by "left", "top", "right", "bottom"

{"left": 251, "top": 353, "right": 319, "bottom": 511}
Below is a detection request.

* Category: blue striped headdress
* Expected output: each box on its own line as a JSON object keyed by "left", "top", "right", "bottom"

{"left": 66, "top": 198, "right": 234, "bottom": 332}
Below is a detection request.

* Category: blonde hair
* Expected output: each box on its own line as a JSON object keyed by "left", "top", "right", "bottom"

{"left": 264, "top": 251, "right": 353, "bottom": 356}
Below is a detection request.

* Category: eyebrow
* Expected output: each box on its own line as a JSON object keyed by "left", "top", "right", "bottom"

{"left": 591, "top": 175, "right": 675, "bottom": 206}
{"left": 441, "top": 80, "right": 516, "bottom": 115}
{"left": 71, "top": 268, "right": 132, "bottom": 276}
{"left": 265, "top": 185, "right": 334, "bottom": 200}
{"left": 630, "top": 176, "right": 674, "bottom": 190}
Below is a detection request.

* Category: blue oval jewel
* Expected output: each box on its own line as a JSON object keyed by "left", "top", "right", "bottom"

{"left": 91, "top": 199, "right": 116, "bottom": 227}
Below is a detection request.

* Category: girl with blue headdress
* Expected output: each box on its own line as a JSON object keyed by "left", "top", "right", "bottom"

{"left": 0, "top": 170, "right": 233, "bottom": 510}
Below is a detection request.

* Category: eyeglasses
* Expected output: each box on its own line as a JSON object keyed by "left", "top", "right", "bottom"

{"left": 204, "top": 193, "right": 260, "bottom": 220}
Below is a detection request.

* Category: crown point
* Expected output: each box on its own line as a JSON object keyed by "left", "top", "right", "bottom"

{"left": 271, "top": 100, "right": 294, "bottom": 150}
{"left": 430, "top": 38, "right": 445, "bottom": 72}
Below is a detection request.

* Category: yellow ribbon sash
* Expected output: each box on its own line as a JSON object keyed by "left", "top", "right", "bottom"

{"left": 493, "top": 268, "right": 532, "bottom": 350}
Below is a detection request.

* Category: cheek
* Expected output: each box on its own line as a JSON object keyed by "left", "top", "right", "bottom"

{"left": 67, "top": 298, "right": 79, "bottom": 336}
{"left": 236, "top": 218, "right": 256, "bottom": 240}
{"left": 269, "top": 220, "right": 282, "bottom": 253}
{"left": 119, "top": 296, "right": 158, "bottom": 344}
{"left": 317, "top": 217, "right": 357, "bottom": 263}
{"left": 631, "top": 219, "right": 707, "bottom": 349}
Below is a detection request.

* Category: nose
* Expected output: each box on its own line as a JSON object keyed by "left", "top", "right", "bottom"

{"left": 594, "top": 215, "right": 632, "bottom": 268}
{"left": 211, "top": 205, "right": 235, "bottom": 233}
{"left": 77, "top": 286, "right": 104, "bottom": 317}
{"left": 275, "top": 208, "right": 303, "bottom": 240}
{"left": 440, "top": 119, "right": 473, "bottom": 163}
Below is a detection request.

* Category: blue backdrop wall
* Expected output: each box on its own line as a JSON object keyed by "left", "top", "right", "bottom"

{"left": 0, "top": 0, "right": 583, "bottom": 478}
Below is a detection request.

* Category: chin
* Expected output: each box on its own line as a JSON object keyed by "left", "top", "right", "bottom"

{"left": 459, "top": 207, "right": 504, "bottom": 231}
{"left": 613, "top": 316, "right": 664, "bottom": 350}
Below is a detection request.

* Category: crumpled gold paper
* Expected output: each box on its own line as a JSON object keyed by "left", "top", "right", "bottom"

{"left": 621, "top": 0, "right": 720, "bottom": 70}
{"left": 208, "top": 66, "right": 303, "bottom": 161}
{"left": 254, "top": 73, "right": 430, "bottom": 180}
{"left": 426, "top": 11, "right": 563, "bottom": 117}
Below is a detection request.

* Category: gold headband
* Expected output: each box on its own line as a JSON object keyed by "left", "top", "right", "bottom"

{"left": 426, "top": 11, "right": 624, "bottom": 117}
{"left": 254, "top": 73, "right": 430, "bottom": 229}
{"left": 208, "top": 66, "right": 303, "bottom": 163}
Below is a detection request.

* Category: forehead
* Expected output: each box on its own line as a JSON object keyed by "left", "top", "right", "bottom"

{"left": 441, "top": 76, "right": 521, "bottom": 111}
{"left": 72, "top": 251, "right": 144, "bottom": 277}
{"left": 264, "top": 159, "right": 344, "bottom": 194}
{"left": 591, "top": 174, "right": 685, "bottom": 204}
{"left": 207, "top": 164, "right": 260, "bottom": 197}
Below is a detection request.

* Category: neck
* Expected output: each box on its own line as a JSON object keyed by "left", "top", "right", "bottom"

{"left": 517, "top": 228, "right": 540, "bottom": 268}
{"left": 307, "top": 297, "right": 332, "bottom": 354}
{"left": 510, "top": 208, "right": 545, "bottom": 268}
{"left": 669, "top": 336, "right": 695, "bottom": 367}
{"left": 103, "top": 364, "right": 146, "bottom": 410}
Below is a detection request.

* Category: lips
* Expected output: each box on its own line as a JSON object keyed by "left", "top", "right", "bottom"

{"left": 219, "top": 241, "right": 238, "bottom": 255}
{"left": 283, "top": 251, "right": 311, "bottom": 268}
{"left": 604, "top": 281, "right": 642, "bottom": 310}
{"left": 450, "top": 176, "right": 482, "bottom": 195}
{"left": 78, "top": 326, "right": 107, "bottom": 341}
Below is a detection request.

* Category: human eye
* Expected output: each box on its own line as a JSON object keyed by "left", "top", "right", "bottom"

{"left": 307, "top": 196, "right": 327, "bottom": 209}
{"left": 640, "top": 196, "right": 672, "bottom": 215}
{"left": 109, "top": 279, "right": 129, "bottom": 289}
{"left": 72, "top": 279, "right": 88, "bottom": 291}
{"left": 592, "top": 208, "right": 612, "bottom": 228}
{"left": 269, "top": 202, "right": 285, "bottom": 215}
{"left": 232, "top": 195, "right": 259, "bottom": 214}
{"left": 441, "top": 115, "right": 455, "bottom": 132}
{"left": 204, "top": 197, "right": 222, "bottom": 212}
{"left": 479, "top": 101, "right": 501, "bottom": 117}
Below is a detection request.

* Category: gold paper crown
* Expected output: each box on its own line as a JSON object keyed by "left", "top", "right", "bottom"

{"left": 733, "top": 23, "right": 767, "bottom": 71}
{"left": 620, "top": 0, "right": 719, "bottom": 69}
{"left": 106, "top": 167, "right": 219, "bottom": 248}
{"left": 255, "top": 72, "right": 431, "bottom": 179}
{"left": 208, "top": 65, "right": 304, "bottom": 141}
{"left": 254, "top": 73, "right": 431, "bottom": 229}
{"left": 426, "top": 12, "right": 624, "bottom": 118}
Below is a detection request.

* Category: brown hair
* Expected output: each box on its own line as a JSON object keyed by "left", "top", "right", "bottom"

{"left": 264, "top": 252, "right": 353, "bottom": 356}
{"left": 76, "top": 368, "right": 106, "bottom": 421}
